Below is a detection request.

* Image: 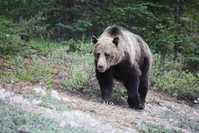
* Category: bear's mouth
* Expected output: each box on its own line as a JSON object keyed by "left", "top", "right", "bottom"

{"left": 98, "top": 68, "right": 105, "bottom": 73}
{"left": 97, "top": 67, "right": 106, "bottom": 73}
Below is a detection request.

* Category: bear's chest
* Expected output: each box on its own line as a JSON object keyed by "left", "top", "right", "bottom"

{"left": 112, "top": 66, "right": 122, "bottom": 81}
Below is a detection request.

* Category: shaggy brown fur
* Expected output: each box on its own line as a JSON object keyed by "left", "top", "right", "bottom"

{"left": 92, "top": 26, "right": 152, "bottom": 109}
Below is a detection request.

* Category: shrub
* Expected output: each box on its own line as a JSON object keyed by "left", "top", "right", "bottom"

{"left": 0, "top": 13, "right": 47, "bottom": 56}
{"left": 62, "top": 53, "right": 100, "bottom": 98}
{"left": 151, "top": 54, "right": 199, "bottom": 99}
{"left": 0, "top": 16, "right": 26, "bottom": 55}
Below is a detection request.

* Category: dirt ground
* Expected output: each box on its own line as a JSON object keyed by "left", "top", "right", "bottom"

{"left": 0, "top": 81, "right": 199, "bottom": 133}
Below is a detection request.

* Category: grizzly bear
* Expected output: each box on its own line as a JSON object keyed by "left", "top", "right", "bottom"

{"left": 92, "top": 26, "right": 153, "bottom": 109}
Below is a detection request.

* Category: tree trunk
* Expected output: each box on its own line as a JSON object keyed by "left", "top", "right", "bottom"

{"left": 174, "top": 0, "right": 181, "bottom": 53}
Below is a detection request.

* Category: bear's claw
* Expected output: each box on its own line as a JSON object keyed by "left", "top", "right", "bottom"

{"left": 101, "top": 101, "right": 114, "bottom": 105}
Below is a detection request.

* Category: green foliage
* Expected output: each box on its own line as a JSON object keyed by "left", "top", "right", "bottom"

{"left": 62, "top": 53, "right": 99, "bottom": 97}
{"left": 1, "top": 0, "right": 199, "bottom": 63}
{"left": 0, "top": 16, "right": 26, "bottom": 55}
{"left": 62, "top": 36, "right": 92, "bottom": 52}
{"left": 180, "top": 1, "right": 199, "bottom": 62}
{"left": 0, "top": 12, "right": 48, "bottom": 56}
{"left": 17, "top": 11, "right": 48, "bottom": 40}
{"left": 145, "top": 123, "right": 170, "bottom": 133}
{"left": 17, "top": 73, "right": 32, "bottom": 81}
{"left": 152, "top": 110, "right": 199, "bottom": 132}
{"left": 151, "top": 54, "right": 199, "bottom": 99}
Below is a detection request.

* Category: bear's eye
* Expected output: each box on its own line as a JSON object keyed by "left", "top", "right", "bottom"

{"left": 105, "top": 53, "right": 110, "bottom": 58}
{"left": 96, "top": 53, "right": 100, "bottom": 58}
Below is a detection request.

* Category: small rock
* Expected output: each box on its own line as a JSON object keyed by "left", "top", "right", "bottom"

{"left": 12, "top": 96, "right": 24, "bottom": 104}
{"left": 169, "top": 118, "right": 174, "bottom": 122}
{"left": 0, "top": 90, "right": 5, "bottom": 100}
{"left": 60, "top": 121, "right": 66, "bottom": 127}
{"left": 23, "top": 99, "right": 30, "bottom": 105}
{"left": 136, "top": 120, "right": 147, "bottom": 131}
{"left": 0, "top": 88, "right": 6, "bottom": 93}
{"left": 62, "top": 97, "right": 71, "bottom": 102}
{"left": 193, "top": 111, "right": 198, "bottom": 116}
{"left": 51, "top": 90, "right": 61, "bottom": 100}
{"left": 33, "top": 86, "right": 46, "bottom": 96}
{"left": 10, "top": 92, "right": 14, "bottom": 96}
{"left": 32, "top": 99, "right": 42, "bottom": 105}
{"left": 193, "top": 100, "right": 199, "bottom": 104}
{"left": 162, "top": 106, "right": 168, "bottom": 110}
{"left": 4, "top": 92, "right": 11, "bottom": 98}
{"left": 33, "top": 86, "right": 41, "bottom": 93}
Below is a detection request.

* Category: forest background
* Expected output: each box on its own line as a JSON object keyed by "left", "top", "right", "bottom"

{"left": 0, "top": 0, "right": 199, "bottom": 102}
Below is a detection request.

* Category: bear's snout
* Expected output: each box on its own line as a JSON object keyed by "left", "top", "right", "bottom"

{"left": 97, "top": 65, "right": 105, "bottom": 72}
{"left": 97, "top": 56, "right": 107, "bottom": 72}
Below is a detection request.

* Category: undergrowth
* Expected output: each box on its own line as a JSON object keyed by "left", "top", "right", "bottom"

{"left": 151, "top": 110, "right": 199, "bottom": 132}
{"left": 151, "top": 54, "right": 199, "bottom": 99}
{"left": 61, "top": 53, "right": 100, "bottom": 98}
{"left": 0, "top": 14, "right": 198, "bottom": 103}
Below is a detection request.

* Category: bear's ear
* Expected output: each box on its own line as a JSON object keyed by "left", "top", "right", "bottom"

{"left": 92, "top": 36, "right": 98, "bottom": 44}
{"left": 113, "top": 37, "right": 119, "bottom": 47}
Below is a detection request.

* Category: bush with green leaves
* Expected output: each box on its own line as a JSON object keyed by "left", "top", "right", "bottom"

{"left": 0, "top": 12, "right": 47, "bottom": 55}
{"left": 62, "top": 53, "right": 100, "bottom": 98}
{"left": 0, "top": 16, "right": 25, "bottom": 55}
{"left": 151, "top": 54, "right": 199, "bottom": 99}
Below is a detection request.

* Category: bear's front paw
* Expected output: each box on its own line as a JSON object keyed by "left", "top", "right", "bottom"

{"left": 101, "top": 101, "right": 114, "bottom": 105}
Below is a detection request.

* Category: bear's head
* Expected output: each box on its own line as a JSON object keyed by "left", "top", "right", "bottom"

{"left": 92, "top": 36, "right": 123, "bottom": 72}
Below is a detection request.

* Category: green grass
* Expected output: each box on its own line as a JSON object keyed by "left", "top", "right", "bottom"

{"left": 24, "top": 92, "right": 72, "bottom": 111}
{"left": 0, "top": 101, "right": 88, "bottom": 133}
{"left": 144, "top": 123, "right": 171, "bottom": 133}
{"left": 0, "top": 40, "right": 60, "bottom": 88}
{"left": 135, "top": 120, "right": 172, "bottom": 133}
{"left": 151, "top": 110, "right": 199, "bottom": 132}
{"left": 146, "top": 124, "right": 169, "bottom": 133}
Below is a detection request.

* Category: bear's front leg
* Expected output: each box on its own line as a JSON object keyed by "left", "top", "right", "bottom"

{"left": 96, "top": 68, "right": 114, "bottom": 104}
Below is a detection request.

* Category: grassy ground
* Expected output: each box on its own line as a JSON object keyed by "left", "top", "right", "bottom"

{"left": 0, "top": 39, "right": 199, "bottom": 133}
{"left": 0, "top": 101, "right": 87, "bottom": 133}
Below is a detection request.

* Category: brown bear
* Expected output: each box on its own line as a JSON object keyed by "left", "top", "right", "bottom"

{"left": 92, "top": 26, "right": 153, "bottom": 109}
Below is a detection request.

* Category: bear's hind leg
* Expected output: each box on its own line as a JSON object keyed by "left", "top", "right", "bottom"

{"left": 138, "top": 57, "right": 151, "bottom": 109}
{"left": 138, "top": 78, "right": 148, "bottom": 109}
{"left": 127, "top": 86, "right": 141, "bottom": 109}
{"left": 125, "top": 67, "right": 142, "bottom": 109}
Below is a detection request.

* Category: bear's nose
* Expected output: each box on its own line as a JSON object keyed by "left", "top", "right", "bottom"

{"left": 97, "top": 65, "right": 103, "bottom": 69}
